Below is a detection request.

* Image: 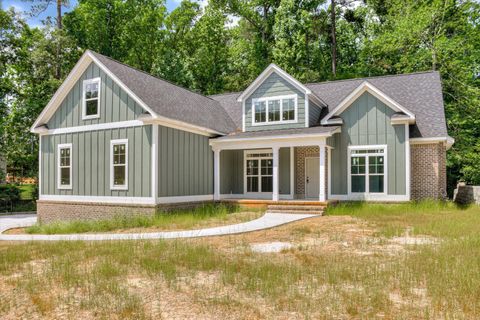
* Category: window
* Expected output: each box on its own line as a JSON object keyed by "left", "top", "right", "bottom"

{"left": 110, "top": 139, "right": 128, "bottom": 190}
{"left": 253, "top": 95, "right": 297, "bottom": 125}
{"left": 57, "top": 143, "right": 72, "bottom": 189}
{"left": 245, "top": 151, "right": 273, "bottom": 193}
{"left": 82, "top": 78, "right": 101, "bottom": 120}
{"left": 349, "top": 146, "right": 386, "bottom": 194}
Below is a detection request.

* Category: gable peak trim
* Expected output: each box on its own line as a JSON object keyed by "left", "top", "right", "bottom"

{"left": 237, "top": 63, "right": 312, "bottom": 102}
{"left": 321, "top": 81, "right": 415, "bottom": 125}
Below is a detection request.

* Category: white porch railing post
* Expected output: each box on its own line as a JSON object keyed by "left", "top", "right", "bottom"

{"left": 213, "top": 148, "right": 221, "bottom": 201}
{"left": 272, "top": 146, "right": 280, "bottom": 201}
{"left": 319, "top": 144, "right": 326, "bottom": 202}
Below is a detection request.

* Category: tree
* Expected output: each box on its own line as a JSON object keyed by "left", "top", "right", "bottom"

{"left": 360, "top": 0, "right": 480, "bottom": 194}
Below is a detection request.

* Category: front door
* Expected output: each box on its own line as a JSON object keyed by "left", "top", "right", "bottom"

{"left": 305, "top": 157, "right": 319, "bottom": 199}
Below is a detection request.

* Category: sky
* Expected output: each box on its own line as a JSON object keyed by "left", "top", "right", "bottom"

{"left": 2, "top": 0, "right": 184, "bottom": 28}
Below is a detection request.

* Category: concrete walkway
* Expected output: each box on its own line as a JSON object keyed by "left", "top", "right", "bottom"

{"left": 0, "top": 212, "right": 317, "bottom": 241}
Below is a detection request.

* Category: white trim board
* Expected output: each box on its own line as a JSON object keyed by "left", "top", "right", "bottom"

{"left": 39, "top": 195, "right": 156, "bottom": 205}
{"left": 157, "top": 195, "right": 214, "bottom": 204}
{"left": 42, "top": 120, "right": 144, "bottom": 135}
{"left": 321, "top": 81, "right": 415, "bottom": 125}
{"left": 410, "top": 136, "right": 455, "bottom": 150}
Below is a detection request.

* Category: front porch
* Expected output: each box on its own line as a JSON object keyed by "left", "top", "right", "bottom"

{"left": 210, "top": 135, "right": 332, "bottom": 202}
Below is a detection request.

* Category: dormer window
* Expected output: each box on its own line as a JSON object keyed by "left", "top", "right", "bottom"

{"left": 82, "top": 78, "right": 101, "bottom": 120}
{"left": 252, "top": 94, "right": 297, "bottom": 126}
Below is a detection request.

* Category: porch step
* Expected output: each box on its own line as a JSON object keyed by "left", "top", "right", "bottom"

{"left": 266, "top": 209, "right": 324, "bottom": 215}
{"left": 267, "top": 205, "right": 326, "bottom": 211}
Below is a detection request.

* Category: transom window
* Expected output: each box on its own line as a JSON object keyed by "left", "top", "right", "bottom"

{"left": 82, "top": 78, "right": 101, "bottom": 120}
{"left": 252, "top": 95, "right": 297, "bottom": 125}
{"left": 57, "top": 143, "right": 72, "bottom": 189}
{"left": 349, "top": 146, "right": 386, "bottom": 194}
{"left": 245, "top": 151, "right": 273, "bottom": 193}
{"left": 110, "top": 139, "right": 128, "bottom": 190}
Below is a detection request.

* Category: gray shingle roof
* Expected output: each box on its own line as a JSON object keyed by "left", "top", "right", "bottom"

{"left": 305, "top": 71, "right": 447, "bottom": 138}
{"left": 212, "top": 126, "right": 340, "bottom": 141}
{"left": 210, "top": 71, "right": 448, "bottom": 138}
{"left": 91, "top": 49, "right": 446, "bottom": 139}
{"left": 90, "top": 51, "right": 237, "bottom": 134}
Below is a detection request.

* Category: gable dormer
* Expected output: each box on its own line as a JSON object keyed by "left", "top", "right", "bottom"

{"left": 237, "top": 64, "right": 325, "bottom": 132}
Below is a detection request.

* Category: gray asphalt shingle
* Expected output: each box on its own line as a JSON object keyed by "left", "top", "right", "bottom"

{"left": 91, "top": 50, "right": 447, "bottom": 139}
{"left": 91, "top": 51, "right": 237, "bottom": 134}
{"left": 210, "top": 71, "right": 448, "bottom": 138}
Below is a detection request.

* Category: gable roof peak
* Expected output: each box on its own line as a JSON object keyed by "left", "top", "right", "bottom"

{"left": 236, "top": 63, "right": 316, "bottom": 103}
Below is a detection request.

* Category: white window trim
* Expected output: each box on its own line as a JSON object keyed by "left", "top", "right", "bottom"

{"left": 251, "top": 94, "right": 298, "bottom": 126}
{"left": 110, "top": 139, "right": 128, "bottom": 190}
{"left": 82, "top": 77, "right": 101, "bottom": 120}
{"left": 347, "top": 145, "right": 387, "bottom": 196}
{"left": 57, "top": 143, "right": 72, "bottom": 190}
{"left": 243, "top": 149, "right": 274, "bottom": 195}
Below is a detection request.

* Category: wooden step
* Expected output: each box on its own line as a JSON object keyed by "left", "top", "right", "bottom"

{"left": 266, "top": 209, "right": 323, "bottom": 215}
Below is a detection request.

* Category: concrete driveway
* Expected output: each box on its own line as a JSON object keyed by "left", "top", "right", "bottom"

{"left": 0, "top": 213, "right": 37, "bottom": 233}
{"left": 0, "top": 212, "right": 318, "bottom": 241}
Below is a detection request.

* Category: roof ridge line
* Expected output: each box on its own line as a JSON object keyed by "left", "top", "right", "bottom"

{"left": 304, "top": 70, "right": 438, "bottom": 86}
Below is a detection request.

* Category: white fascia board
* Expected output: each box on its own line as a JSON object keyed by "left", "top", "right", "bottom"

{"left": 321, "top": 81, "right": 415, "bottom": 125}
{"left": 410, "top": 136, "right": 455, "bottom": 150}
{"left": 141, "top": 116, "right": 222, "bottom": 137}
{"left": 39, "top": 120, "right": 144, "bottom": 135}
{"left": 237, "top": 64, "right": 310, "bottom": 102}
{"left": 209, "top": 129, "right": 339, "bottom": 150}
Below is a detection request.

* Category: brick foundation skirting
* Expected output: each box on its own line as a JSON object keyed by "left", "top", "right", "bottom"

{"left": 37, "top": 200, "right": 215, "bottom": 224}
{"left": 410, "top": 142, "right": 447, "bottom": 200}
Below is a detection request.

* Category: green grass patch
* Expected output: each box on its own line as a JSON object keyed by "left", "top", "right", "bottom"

{"left": 25, "top": 203, "right": 251, "bottom": 234}
{"left": 326, "top": 200, "right": 480, "bottom": 238}
{"left": 18, "top": 184, "right": 35, "bottom": 200}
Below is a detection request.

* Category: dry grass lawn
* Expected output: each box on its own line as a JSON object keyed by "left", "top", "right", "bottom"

{"left": 1, "top": 201, "right": 479, "bottom": 319}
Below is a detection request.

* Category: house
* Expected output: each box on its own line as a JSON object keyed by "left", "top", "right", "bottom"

{"left": 31, "top": 50, "right": 454, "bottom": 222}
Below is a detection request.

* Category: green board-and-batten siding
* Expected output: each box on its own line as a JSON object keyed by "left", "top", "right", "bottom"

{"left": 158, "top": 126, "right": 213, "bottom": 197}
{"left": 220, "top": 148, "right": 291, "bottom": 195}
{"left": 41, "top": 125, "right": 152, "bottom": 197}
{"left": 244, "top": 72, "right": 306, "bottom": 131}
{"left": 47, "top": 62, "right": 145, "bottom": 129}
{"left": 330, "top": 92, "right": 407, "bottom": 195}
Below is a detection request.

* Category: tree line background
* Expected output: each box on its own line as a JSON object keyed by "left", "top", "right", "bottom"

{"left": 0, "top": 0, "right": 479, "bottom": 196}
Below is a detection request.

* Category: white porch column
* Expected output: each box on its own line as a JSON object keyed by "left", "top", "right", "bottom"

{"left": 213, "top": 148, "right": 221, "bottom": 201}
{"left": 272, "top": 146, "right": 280, "bottom": 201}
{"left": 319, "top": 143, "right": 326, "bottom": 202}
